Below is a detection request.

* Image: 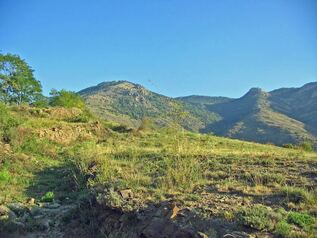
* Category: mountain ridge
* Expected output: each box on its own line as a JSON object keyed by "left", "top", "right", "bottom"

{"left": 78, "top": 80, "right": 317, "bottom": 146}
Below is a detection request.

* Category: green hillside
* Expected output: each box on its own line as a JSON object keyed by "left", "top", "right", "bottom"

{"left": 79, "top": 81, "right": 317, "bottom": 146}
{"left": 79, "top": 81, "right": 219, "bottom": 131}
{"left": 1, "top": 104, "right": 316, "bottom": 237}
{"left": 203, "top": 87, "right": 317, "bottom": 145}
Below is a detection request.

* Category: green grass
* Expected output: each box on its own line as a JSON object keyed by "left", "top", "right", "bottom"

{"left": 1, "top": 105, "right": 316, "bottom": 236}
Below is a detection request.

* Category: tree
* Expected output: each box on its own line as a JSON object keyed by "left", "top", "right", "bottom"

{"left": 49, "top": 89, "right": 85, "bottom": 109}
{"left": 0, "top": 53, "right": 43, "bottom": 105}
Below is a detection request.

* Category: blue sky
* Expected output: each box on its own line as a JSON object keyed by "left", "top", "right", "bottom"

{"left": 1, "top": 0, "right": 316, "bottom": 98}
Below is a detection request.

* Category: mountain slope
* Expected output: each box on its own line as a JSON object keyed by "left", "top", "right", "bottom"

{"left": 269, "top": 82, "right": 317, "bottom": 135}
{"left": 79, "top": 81, "right": 317, "bottom": 146}
{"left": 79, "top": 81, "right": 219, "bottom": 131}
{"left": 202, "top": 87, "right": 316, "bottom": 145}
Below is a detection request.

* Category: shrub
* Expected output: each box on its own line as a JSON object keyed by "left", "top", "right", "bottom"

{"left": 0, "top": 103, "right": 20, "bottom": 143}
{"left": 66, "top": 109, "right": 92, "bottom": 123}
{"left": 281, "top": 186, "right": 315, "bottom": 204}
{"left": 298, "top": 141, "right": 313, "bottom": 152}
{"left": 237, "top": 205, "right": 275, "bottom": 231}
{"left": 275, "top": 220, "right": 291, "bottom": 237}
{"left": 158, "top": 156, "right": 204, "bottom": 192}
{"left": 287, "top": 212, "right": 314, "bottom": 230}
{"left": 241, "top": 172, "right": 285, "bottom": 186}
{"left": 41, "top": 191, "right": 55, "bottom": 202}
{"left": 0, "top": 169, "right": 11, "bottom": 185}
{"left": 49, "top": 89, "right": 85, "bottom": 109}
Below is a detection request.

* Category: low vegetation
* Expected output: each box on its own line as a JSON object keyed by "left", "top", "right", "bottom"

{"left": 0, "top": 103, "right": 316, "bottom": 237}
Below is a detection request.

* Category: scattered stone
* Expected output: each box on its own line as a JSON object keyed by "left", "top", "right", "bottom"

{"left": 170, "top": 203, "right": 180, "bottom": 219}
{"left": 224, "top": 231, "right": 255, "bottom": 238}
{"left": 119, "top": 189, "right": 133, "bottom": 199}
{"left": 40, "top": 202, "right": 61, "bottom": 209}
{"left": 27, "top": 197, "right": 36, "bottom": 205}
{"left": 197, "top": 231, "right": 209, "bottom": 238}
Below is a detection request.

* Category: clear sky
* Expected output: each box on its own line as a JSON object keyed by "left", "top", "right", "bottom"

{"left": 1, "top": 0, "right": 317, "bottom": 98}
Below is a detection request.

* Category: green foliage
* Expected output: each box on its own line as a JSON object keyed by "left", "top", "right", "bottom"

{"left": 0, "top": 103, "right": 20, "bottom": 142}
{"left": 49, "top": 89, "right": 85, "bottom": 109}
{"left": 0, "top": 168, "right": 11, "bottom": 185}
{"left": 0, "top": 53, "right": 43, "bottom": 104}
{"left": 237, "top": 205, "right": 275, "bottom": 231}
{"left": 40, "top": 191, "right": 55, "bottom": 202}
{"left": 298, "top": 141, "right": 313, "bottom": 152}
{"left": 32, "top": 94, "right": 49, "bottom": 108}
{"left": 287, "top": 212, "right": 314, "bottom": 230}
{"left": 284, "top": 141, "right": 315, "bottom": 152}
{"left": 275, "top": 220, "right": 291, "bottom": 237}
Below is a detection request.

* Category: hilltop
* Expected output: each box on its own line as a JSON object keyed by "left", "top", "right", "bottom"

{"left": 79, "top": 81, "right": 317, "bottom": 146}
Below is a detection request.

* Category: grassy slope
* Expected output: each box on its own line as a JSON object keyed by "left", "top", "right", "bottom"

{"left": 1, "top": 105, "right": 317, "bottom": 237}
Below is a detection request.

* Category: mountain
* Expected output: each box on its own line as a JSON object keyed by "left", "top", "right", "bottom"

{"left": 79, "top": 81, "right": 317, "bottom": 146}
{"left": 202, "top": 87, "right": 317, "bottom": 145}
{"left": 78, "top": 81, "right": 219, "bottom": 131}
{"left": 175, "top": 95, "right": 233, "bottom": 105}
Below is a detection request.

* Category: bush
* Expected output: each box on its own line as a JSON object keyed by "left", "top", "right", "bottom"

{"left": 237, "top": 204, "right": 275, "bottom": 231}
{"left": 0, "top": 168, "right": 11, "bottom": 185}
{"left": 287, "top": 212, "right": 314, "bottom": 230}
{"left": 158, "top": 156, "right": 204, "bottom": 192}
{"left": 0, "top": 103, "right": 20, "bottom": 143}
{"left": 41, "top": 191, "right": 55, "bottom": 202}
{"left": 66, "top": 109, "right": 93, "bottom": 123}
{"left": 298, "top": 141, "right": 313, "bottom": 152}
{"left": 241, "top": 172, "right": 285, "bottom": 186}
{"left": 275, "top": 220, "right": 291, "bottom": 237}
{"left": 49, "top": 89, "right": 85, "bottom": 109}
{"left": 281, "top": 186, "right": 315, "bottom": 204}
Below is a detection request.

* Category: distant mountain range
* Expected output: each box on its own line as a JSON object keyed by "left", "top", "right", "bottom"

{"left": 79, "top": 81, "right": 317, "bottom": 146}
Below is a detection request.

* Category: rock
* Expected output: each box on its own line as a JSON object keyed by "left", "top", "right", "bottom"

{"left": 0, "top": 205, "right": 16, "bottom": 221}
{"left": 30, "top": 206, "right": 43, "bottom": 216}
{"left": 224, "top": 231, "right": 254, "bottom": 238}
{"left": 170, "top": 203, "right": 180, "bottom": 219}
{"left": 197, "top": 231, "right": 209, "bottom": 238}
{"left": 40, "top": 202, "right": 61, "bottom": 209}
{"left": 173, "top": 229, "right": 196, "bottom": 238}
{"left": 119, "top": 189, "right": 133, "bottom": 199}
{"left": 0, "top": 205, "right": 10, "bottom": 216}
{"left": 2, "top": 220, "right": 25, "bottom": 232}
{"left": 223, "top": 235, "right": 235, "bottom": 238}
{"left": 27, "top": 197, "right": 36, "bottom": 205}
{"left": 7, "top": 203, "right": 26, "bottom": 216}
{"left": 141, "top": 218, "right": 177, "bottom": 238}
